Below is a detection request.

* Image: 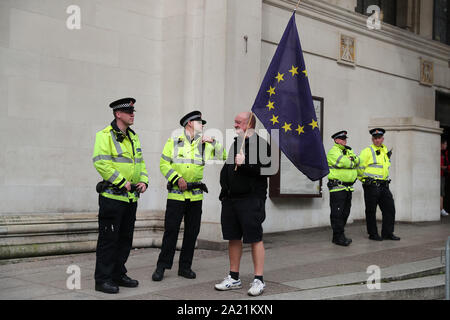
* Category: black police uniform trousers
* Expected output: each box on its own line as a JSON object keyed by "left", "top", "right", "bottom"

{"left": 329, "top": 190, "right": 352, "bottom": 240}
{"left": 95, "top": 195, "right": 137, "bottom": 284}
{"left": 156, "top": 199, "right": 202, "bottom": 271}
{"left": 362, "top": 183, "right": 396, "bottom": 237}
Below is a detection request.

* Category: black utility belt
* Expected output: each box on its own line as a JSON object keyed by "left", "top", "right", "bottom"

{"left": 363, "top": 178, "right": 391, "bottom": 186}
{"left": 328, "top": 180, "right": 354, "bottom": 187}
{"left": 166, "top": 181, "right": 208, "bottom": 193}
{"left": 96, "top": 180, "right": 139, "bottom": 195}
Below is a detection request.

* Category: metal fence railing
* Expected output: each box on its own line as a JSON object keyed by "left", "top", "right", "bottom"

{"left": 446, "top": 236, "right": 450, "bottom": 300}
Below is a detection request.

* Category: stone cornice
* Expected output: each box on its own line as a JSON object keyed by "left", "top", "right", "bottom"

{"left": 369, "top": 117, "right": 443, "bottom": 135}
{"left": 263, "top": 0, "right": 450, "bottom": 62}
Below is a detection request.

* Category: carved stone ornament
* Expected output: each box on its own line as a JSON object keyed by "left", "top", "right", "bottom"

{"left": 338, "top": 34, "right": 356, "bottom": 66}
{"left": 420, "top": 59, "right": 433, "bottom": 86}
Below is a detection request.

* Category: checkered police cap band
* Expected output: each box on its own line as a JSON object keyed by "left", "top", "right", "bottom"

{"left": 109, "top": 97, "right": 136, "bottom": 110}
{"left": 112, "top": 102, "right": 134, "bottom": 110}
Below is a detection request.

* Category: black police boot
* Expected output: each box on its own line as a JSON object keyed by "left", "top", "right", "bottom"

{"left": 152, "top": 268, "right": 165, "bottom": 281}
{"left": 343, "top": 234, "right": 352, "bottom": 244}
{"left": 113, "top": 275, "right": 139, "bottom": 288}
{"left": 95, "top": 281, "right": 119, "bottom": 294}
{"left": 178, "top": 268, "right": 196, "bottom": 279}
{"left": 332, "top": 235, "right": 350, "bottom": 247}
{"left": 369, "top": 234, "right": 383, "bottom": 241}
{"left": 382, "top": 234, "right": 401, "bottom": 241}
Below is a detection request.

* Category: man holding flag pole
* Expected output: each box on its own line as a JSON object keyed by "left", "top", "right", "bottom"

{"left": 214, "top": 0, "right": 329, "bottom": 297}
{"left": 214, "top": 111, "right": 272, "bottom": 296}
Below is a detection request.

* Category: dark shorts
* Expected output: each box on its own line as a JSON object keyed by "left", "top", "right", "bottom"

{"left": 220, "top": 197, "right": 266, "bottom": 244}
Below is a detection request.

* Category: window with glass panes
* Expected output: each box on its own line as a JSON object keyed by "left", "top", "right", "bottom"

{"left": 433, "top": 0, "right": 450, "bottom": 45}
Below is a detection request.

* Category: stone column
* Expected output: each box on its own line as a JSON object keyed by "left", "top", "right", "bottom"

{"left": 369, "top": 117, "right": 442, "bottom": 222}
{"left": 419, "top": 0, "right": 434, "bottom": 40}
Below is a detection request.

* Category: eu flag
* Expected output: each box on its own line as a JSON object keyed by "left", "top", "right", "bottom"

{"left": 251, "top": 13, "right": 329, "bottom": 181}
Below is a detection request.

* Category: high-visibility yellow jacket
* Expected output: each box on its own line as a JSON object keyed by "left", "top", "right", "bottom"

{"left": 327, "top": 143, "right": 360, "bottom": 192}
{"left": 92, "top": 120, "right": 149, "bottom": 203}
{"left": 160, "top": 132, "right": 227, "bottom": 201}
{"left": 358, "top": 144, "right": 390, "bottom": 182}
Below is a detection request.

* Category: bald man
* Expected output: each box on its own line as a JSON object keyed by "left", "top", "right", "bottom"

{"left": 214, "top": 112, "right": 271, "bottom": 297}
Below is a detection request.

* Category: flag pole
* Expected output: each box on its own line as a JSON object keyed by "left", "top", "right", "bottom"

{"left": 294, "top": 0, "right": 302, "bottom": 12}
{"left": 234, "top": 112, "right": 255, "bottom": 171}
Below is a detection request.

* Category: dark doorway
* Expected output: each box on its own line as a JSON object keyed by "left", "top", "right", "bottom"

{"left": 436, "top": 91, "right": 450, "bottom": 216}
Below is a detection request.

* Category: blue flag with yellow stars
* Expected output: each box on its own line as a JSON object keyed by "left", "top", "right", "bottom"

{"left": 251, "top": 12, "right": 328, "bottom": 181}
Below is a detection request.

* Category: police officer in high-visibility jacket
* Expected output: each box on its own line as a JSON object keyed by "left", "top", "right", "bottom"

{"left": 92, "top": 98, "right": 149, "bottom": 294}
{"left": 327, "top": 130, "right": 359, "bottom": 246}
{"left": 152, "top": 111, "right": 227, "bottom": 281}
{"left": 358, "top": 128, "right": 400, "bottom": 241}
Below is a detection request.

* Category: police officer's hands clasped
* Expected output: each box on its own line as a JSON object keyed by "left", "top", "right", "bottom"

{"left": 178, "top": 178, "right": 188, "bottom": 191}
{"left": 136, "top": 182, "right": 147, "bottom": 193}
{"left": 124, "top": 181, "right": 147, "bottom": 193}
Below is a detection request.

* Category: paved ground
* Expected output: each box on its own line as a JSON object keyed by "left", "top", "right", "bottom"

{"left": 0, "top": 217, "right": 449, "bottom": 301}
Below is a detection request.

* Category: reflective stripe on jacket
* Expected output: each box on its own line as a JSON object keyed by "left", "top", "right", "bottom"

{"left": 92, "top": 120, "right": 149, "bottom": 203}
{"left": 358, "top": 144, "right": 390, "bottom": 182}
{"left": 160, "top": 132, "right": 227, "bottom": 201}
{"left": 326, "top": 143, "right": 359, "bottom": 192}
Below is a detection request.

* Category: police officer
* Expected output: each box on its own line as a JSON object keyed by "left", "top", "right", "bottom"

{"left": 152, "top": 111, "right": 227, "bottom": 281}
{"left": 92, "top": 97, "right": 149, "bottom": 294}
{"left": 326, "top": 131, "right": 359, "bottom": 246}
{"left": 358, "top": 128, "right": 400, "bottom": 241}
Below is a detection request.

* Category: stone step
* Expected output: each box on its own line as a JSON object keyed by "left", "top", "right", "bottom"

{"left": 256, "top": 274, "right": 445, "bottom": 300}
{"left": 252, "top": 258, "right": 447, "bottom": 300}
{"left": 0, "top": 211, "right": 178, "bottom": 259}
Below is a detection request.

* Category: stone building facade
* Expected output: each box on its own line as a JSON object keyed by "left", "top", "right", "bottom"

{"left": 0, "top": 0, "right": 448, "bottom": 258}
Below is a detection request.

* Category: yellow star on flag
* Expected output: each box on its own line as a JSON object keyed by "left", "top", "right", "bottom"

{"left": 270, "top": 115, "right": 279, "bottom": 125}
{"left": 302, "top": 69, "right": 308, "bottom": 77}
{"left": 295, "top": 125, "right": 305, "bottom": 135}
{"left": 275, "top": 72, "right": 285, "bottom": 83}
{"left": 289, "top": 66, "right": 299, "bottom": 77}
{"left": 282, "top": 122, "right": 292, "bottom": 133}
{"left": 309, "top": 119, "right": 318, "bottom": 130}
{"left": 266, "top": 100, "right": 275, "bottom": 111}
{"left": 267, "top": 86, "right": 276, "bottom": 97}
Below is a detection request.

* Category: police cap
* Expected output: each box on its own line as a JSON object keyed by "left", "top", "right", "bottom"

{"left": 180, "top": 111, "right": 207, "bottom": 127}
{"left": 331, "top": 130, "right": 348, "bottom": 140}
{"left": 369, "top": 128, "right": 385, "bottom": 137}
{"left": 109, "top": 97, "right": 136, "bottom": 112}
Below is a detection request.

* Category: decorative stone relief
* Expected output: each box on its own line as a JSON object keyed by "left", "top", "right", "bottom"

{"left": 420, "top": 59, "right": 433, "bottom": 86}
{"left": 338, "top": 34, "right": 356, "bottom": 66}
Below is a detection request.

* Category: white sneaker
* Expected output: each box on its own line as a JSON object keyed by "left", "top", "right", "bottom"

{"left": 441, "top": 209, "right": 449, "bottom": 216}
{"left": 247, "top": 279, "right": 266, "bottom": 296}
{"left": 214, "top": 275, "right": 242, "bottom": 291}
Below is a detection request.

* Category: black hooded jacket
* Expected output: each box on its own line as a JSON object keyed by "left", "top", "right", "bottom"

{"left": 219, "top": 133, "right": 271, "bottom": 200}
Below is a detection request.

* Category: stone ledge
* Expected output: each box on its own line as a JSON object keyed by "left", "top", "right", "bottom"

{"left": 0, "top": 211, "right": 175, "bottom": 260}
{"left": 197, "top": 239, "right": 228, "bottom": 251}
{"left": 369, "top": 117, "right": 443, "bottom": 135}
